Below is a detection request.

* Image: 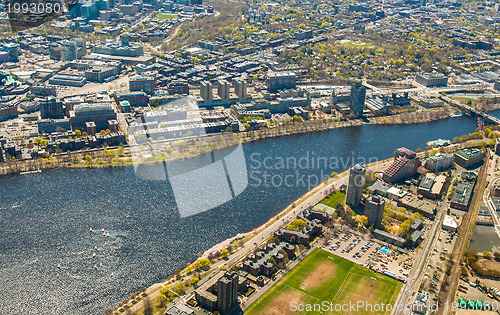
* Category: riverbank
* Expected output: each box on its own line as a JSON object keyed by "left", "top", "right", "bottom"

{"left": 0, "top": 108, "right": 455, "bottom": 177}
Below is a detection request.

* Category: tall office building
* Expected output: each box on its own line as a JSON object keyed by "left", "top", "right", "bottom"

{"left": 61, "top": 40, "right": 77, "bottom": 61}
{"left": 266, "top": 71, "right": 296, "bottom": 93}
{"left": 73, "top": 38, "right": 86, "bottom": 58}
{"left": 49, "top": 43, "right": 62, "bottom": 60}
{"left": 200, "top": 81, "right": 213, "bottom": 103}
{"left": 350, "top": 81, "right": 366, "bottom": 117}
{"left": 233, "top": 78, "right": 247, "bottom": 101}
{"left": 40, "top": 97, "right": 64, "bottom": 119}
{"left": 217, "top": 79, "right": 230, "bottom": 102}
{"left": 217, "top": 271, "right": 239, "bottom": 314}
{"left": 346, "top": 164, "right": 366, "bottom": 206}
{"left": 3, "top": 43, "right": 19, "bottom": 62}
{"left": 365, "top": 196, "right": 385, "bottom": 229}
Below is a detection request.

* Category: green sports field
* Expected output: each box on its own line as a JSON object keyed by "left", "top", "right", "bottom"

{"left": 244, "top": 249, "right": 402, "bottom": 315}
{"left": 156, "top": 13, "right": 178, "bottom": 20}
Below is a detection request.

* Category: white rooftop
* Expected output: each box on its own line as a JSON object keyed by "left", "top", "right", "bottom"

{"left": 443, "top": 215, "right": 458, "bottom": 229}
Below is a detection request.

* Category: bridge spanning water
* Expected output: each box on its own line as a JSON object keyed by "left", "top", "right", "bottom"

{"left": 442, "top": 95, "right": 500, "bottom": 125}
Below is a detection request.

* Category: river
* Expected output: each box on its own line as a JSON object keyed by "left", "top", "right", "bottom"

{"left": 0, "top": 115, "right": 480, "bottom": 314}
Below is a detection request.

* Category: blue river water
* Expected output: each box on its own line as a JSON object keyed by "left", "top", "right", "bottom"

{"left": 0, "top": 114, "right": 481, "bottom": 314}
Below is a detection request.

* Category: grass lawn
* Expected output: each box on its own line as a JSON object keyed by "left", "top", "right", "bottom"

{"left": 320, "top": 192, "right": 345, "bottom": 209}
{"left": 342, "top": 41, "right": 375, "bottom": 48}
{"left": 244, "top": 249, "right": 402, "bottom": 315}
{"left": 156, "top": 13, "right": 178, "bottom": 20}
{"left": 451, "top": 97, "right": 478, "bottom": 106}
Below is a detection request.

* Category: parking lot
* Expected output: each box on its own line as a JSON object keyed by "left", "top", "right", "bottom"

{"left": 322, "top": 229, "right": 414, "bottom": 281}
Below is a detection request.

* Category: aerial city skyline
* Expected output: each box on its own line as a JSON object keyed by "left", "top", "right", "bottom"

{"left": 0, "top": 0, "right": 499, "bottom": 314}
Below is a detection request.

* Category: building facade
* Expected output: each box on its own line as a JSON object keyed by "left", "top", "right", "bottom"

{"left": 346, "top": 164, "right": 366, "bottom": 206}
{"left": 415, "top": 73, "right": 448, "bottom": 87}
{"left": 40, "top": 97, "right": 64, "bottom": 119}
{"left": 266, "top": 71, "right": 296, "bottom": 93}
{"left": 365, "top": 196, "right": 384, "bottom": 229}
{"left": 350, "top": 81, "right": 366, "bottom": 117}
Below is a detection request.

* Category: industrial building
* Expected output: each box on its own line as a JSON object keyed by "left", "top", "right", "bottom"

{"left": 417, "top": 173, "right": 447, "bottom": 199}
{"left": 454, "top": 148, "right": 484, "bottom": 169}
{"left": 450, "top": 171, "right": 477, "bottom": 211}
{"left": 415, "top": 73, "right": 448, "bottom": 87}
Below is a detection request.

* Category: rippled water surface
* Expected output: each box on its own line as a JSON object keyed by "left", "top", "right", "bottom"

{"left": 0, "top": 115, "right": 478, "bottom": 314}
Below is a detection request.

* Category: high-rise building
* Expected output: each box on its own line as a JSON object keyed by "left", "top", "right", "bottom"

{"left": 200, "top": 81, "right": 213, "bottom": 103}
{"left": 266, "top": 71, "right": 296, "bottom": 93}
{"left": 61, "top": 40, "right": 77, "bottom": 61}
{"left": 365, "top": 196, "right": 384, "bottom": 229}
{"left": 346, "top": 164, "right": 366, "bottom": 206}
{"left": 217, "top": 271, "right": 239, "bottom": 314}
{"left": 350, "top": 81, "right": 366, "bottom": 117}
{"left": 3, "top": 43, "right": 19, "bottom": 62}
{"left": 217, "top": 79, "right": 230, "bottom": 102}
{"left": 49, "top": 43, "right": 62, "bottom": 60}
{"left": 129, "top": 75, "right": 156, "bottom": 95}
{"left": 233, "top": 78, "right": 247, "bottom": 101}
{"left": 40, "top": 97, "right": 64, "bottom": 119}
{"left": 383, "top": 147, "right": 421, "bottom": 183}
{"left": 73, "top": 38, "right": 86, "bottom": 58}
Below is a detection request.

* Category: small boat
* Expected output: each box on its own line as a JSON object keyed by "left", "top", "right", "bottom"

{"left": 450, "top": 112, "right": 463, "bottom": 118}
{"left": 57, "top": 264, "right": 61, "bottom": 269}
{"left": 94, "top": 265, "right": 98, "bottom": 270}
{"left": 20, "top": 170, "right": 42, "bottom": 175}
{"left": 89, "top": 228, "right": 93, "bottom": 233}
{"left": 92, "top": 253, "right": 97, "bottom": 258}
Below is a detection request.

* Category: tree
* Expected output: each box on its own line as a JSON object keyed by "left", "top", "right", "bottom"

{"left": 220, "top": 248, "right": 229, "bottom": 258}
{"left": 292, "top": 219, "right": 307, "bottom": 228}
{"left": 85, "top": 155, "right": 93, "bottom": 166}
{"left": 75, "top": 130, "right": 82, "bottom": 137}
{"left": 191, "top": 277, "right": 200, "bottom": 285}
{"left": 143, "top": 297, "right": 153, "bottom": 315}
{"left": 483, "top": 251, "right": 492, "bottom": 259}
{"left": 268, "top": 257, "right": 277, "bottom": 266}
{"left": 117, "top": 147, "right": 125, "bottom": 156}
{"left": 355, "top": 215, "right": 368, "bottom": 227}
{"left": 368, "top": 224, "right": 375, "bottom": 233}
{"left": 155, "top": 294, "right": 167, "bottom": 309}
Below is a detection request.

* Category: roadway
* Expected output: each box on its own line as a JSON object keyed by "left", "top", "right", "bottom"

{"left": 392, "top": 197, "right": 449, "bottom": 315}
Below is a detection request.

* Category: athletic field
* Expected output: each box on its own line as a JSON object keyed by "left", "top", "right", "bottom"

{"left": 244, "top": 249, "right": 402, "bottom": 315}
